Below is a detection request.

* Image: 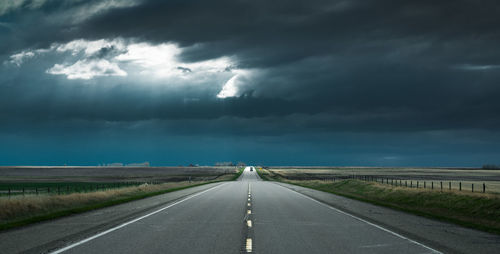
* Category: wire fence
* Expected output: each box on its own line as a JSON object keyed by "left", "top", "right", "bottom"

{"left": 0, "top": 182, "right": 150, "bottom": 198}
{"left": 314, "top": 175, "right": 491, "bottom": 193}
{"left": 0, "top": 174, "right": 229, "bottom": 198}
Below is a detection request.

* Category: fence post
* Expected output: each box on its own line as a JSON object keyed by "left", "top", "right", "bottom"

{"left": 459, "top": 182, "right": 461, "bottom": 191}
{"left": 411, "top": 181, "right": 413, "bottom": 188}
{"left": 483, "top": 183, "right": 486, "bottom": 193}
{"left": 440, "top": 181, "right": 443, "bottom": 191}
{"left": 472, "top": 183, "right": 474, "bottom": 192}
{"left": 417, "top": 181, "right": 419, "bottom": 188}
{"left": 432, "top": 182, "right": 433, "bottom": 189}
{"left": 405, "top": 180, "right": 407, "bottom": 187}
{"left": 449, "top": 182, "right": 451, "bottom": 190}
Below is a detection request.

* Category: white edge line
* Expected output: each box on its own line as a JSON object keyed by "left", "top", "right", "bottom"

{"left": 274, "top": 183, "right": 442, "bottom": 254}
{"left": 50, "top": 183, "right": 226, "bottom": 254}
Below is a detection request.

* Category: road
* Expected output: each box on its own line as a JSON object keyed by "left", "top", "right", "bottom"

{"left": 1, "top": 166, "right": 499, "bottom": 253}
{"left": 52, "top": 167, "right": 435, "bottom": 253}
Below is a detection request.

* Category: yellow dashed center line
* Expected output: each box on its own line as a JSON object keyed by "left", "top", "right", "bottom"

{"left": 246, "top": 238, "right": 252, "bottom": 252}
{"left": 244, "top": 182, "right": 253, "bottom": 252}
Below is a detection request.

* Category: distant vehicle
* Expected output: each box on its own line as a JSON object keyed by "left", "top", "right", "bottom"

{"left": 250, "top": 168, "right": 253, "bottom": 171}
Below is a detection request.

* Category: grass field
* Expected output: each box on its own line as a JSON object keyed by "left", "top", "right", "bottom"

{"left": 0, "top": 166, "right": 234, "bottom": 183}
{"left": 0, "top": 166, "right": 237, "bottom": 197}
{"left": 267, "top": 167, "right": 500, "bottom": 193}
{"left": 0, "top": 182, "right": 142, "bottom": 196}
{"left": 0, "top": 166, "right": 241, "bottom": 231}
{"left": 258, "top": 167, "right": 500, "bottom": 234}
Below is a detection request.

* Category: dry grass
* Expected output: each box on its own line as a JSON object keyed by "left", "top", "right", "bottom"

{"left": 267, "top": 167, "right": 500, "bottom": 193}
{"left": 0, "top": 168, "right": 240, "bottom": 231}
{"left": 260, "top": 168, "right": 500, "bottom": 234}
{"left": 0, "top": 180, "right": 215, "bottom": 226}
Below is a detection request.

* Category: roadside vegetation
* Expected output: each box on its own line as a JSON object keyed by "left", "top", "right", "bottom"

{"left": 0, "top": 171, "right": 241, "bottom": 231}
{"left": 231, "top": 167, "right": 245, "bottom": 180}
{"left": 258, "top": 168, "right": 500, "bottom": 234}
{"left": 0, "top": 182, "right": 144, "bottom": 197}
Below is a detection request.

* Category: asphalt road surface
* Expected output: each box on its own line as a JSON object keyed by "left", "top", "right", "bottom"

{"left": 1, "top": 166, "right": 499, "bottom": 253}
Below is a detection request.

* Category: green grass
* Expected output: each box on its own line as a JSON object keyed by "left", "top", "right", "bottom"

{"left": 0, "top": 181, "right": 218, "bottom": 231}
{"left": 231, "top": 168, "right": 245, "bottom": 180}
{"left": 256, "top": 168, "right": 273, "bottom": 181}
{"left": 268, "top": 175, "right": 500, "bottom": 235}
{"left": 0, "top": 172, "right": 241, "bottom": 231}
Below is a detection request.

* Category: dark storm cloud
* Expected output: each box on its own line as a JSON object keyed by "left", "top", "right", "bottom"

{"left": 72, "top": 0, "right": 500, "bottom": 66}
{"left": 2, "top": 1, "right": 500, "bottom": 166}
{"left": 73, "top": 0, "right": 500, "bottom": 132}
{"left": 1, "top": 0, "right": 500, "bottom": 136}
{"left": 0, "top": 0, "right": 140, "bottom": 56}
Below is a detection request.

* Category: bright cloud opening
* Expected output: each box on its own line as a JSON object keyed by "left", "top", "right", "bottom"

{"left": 8, "top": 51, "right": 35, "bottom": 66}
{"left": 217, "top": 71, "right": 252, "bottom": 98}
{"left": 47, "top": 59, "right": 127, "bottom": 80}
{"left": 217, "top": 75, "right": 240, "bottom": 98}
{"left": 55, "top": 39, "right": 126, "bottom": 56}
{"left": 9, "top": 38, "right": 253, "bottom": 98}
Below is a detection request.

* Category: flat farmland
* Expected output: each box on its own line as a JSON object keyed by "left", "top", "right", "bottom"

{"left": 0, "top": 166, "right": 241, "bottom": 229}
{"left": 259, "top": 167, "right": 500, "bottom": 234}
{"left": 266, "top": 167, "right": 500, "bottom": 193}
{"left": 0, "top": 166, "right": 237, "bottom": 183}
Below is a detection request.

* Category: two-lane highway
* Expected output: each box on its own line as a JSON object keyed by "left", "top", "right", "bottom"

{"left": 46, "top": 167, "right": 440, "bottom": 253}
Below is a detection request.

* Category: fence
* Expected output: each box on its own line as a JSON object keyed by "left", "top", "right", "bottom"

{"left": 0, "top": 181, "right": 159, "bottom": 198}
{"left": 331, "top": 175, "right": 489, "bottom": 193}
{"left": 0, "top": 174, "right": 228, "bottom": 198}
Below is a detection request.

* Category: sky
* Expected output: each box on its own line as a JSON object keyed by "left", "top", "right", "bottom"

{"left": 1, "top": 0, "right": 500, "bottom": 166}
